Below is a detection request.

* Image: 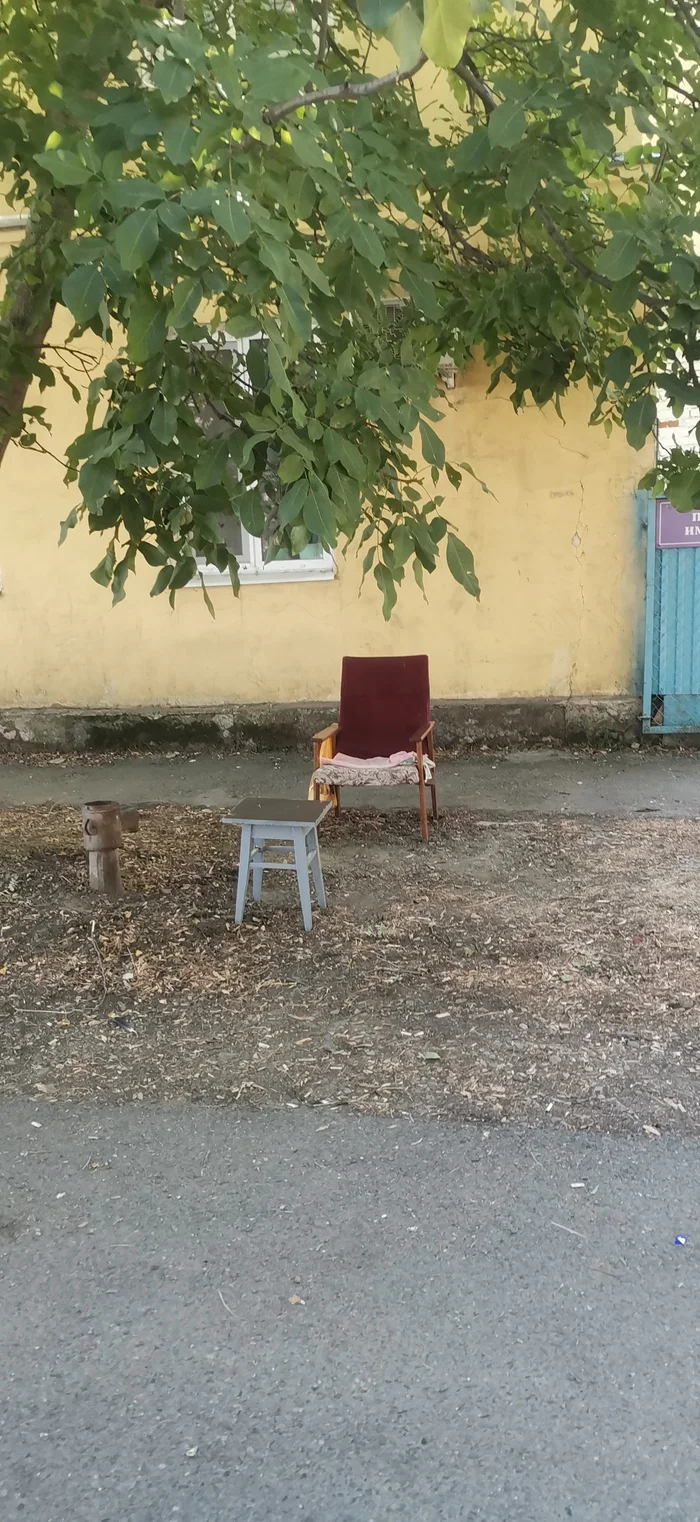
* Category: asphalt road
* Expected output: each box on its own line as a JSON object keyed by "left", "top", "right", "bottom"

{"left": 2, "top": 1104, "right": 699, "bottom": 1521}
{"left": 3, "top": 746, "right": 700, "bottom": 815}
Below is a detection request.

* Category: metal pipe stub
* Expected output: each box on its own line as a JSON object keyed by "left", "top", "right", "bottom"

{"left": 81, "top": 801, "right": 139, "bottom": 899}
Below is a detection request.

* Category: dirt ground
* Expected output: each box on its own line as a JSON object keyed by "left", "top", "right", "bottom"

{"left": 0, "top": 802, "right": 699, "bottom": 1136}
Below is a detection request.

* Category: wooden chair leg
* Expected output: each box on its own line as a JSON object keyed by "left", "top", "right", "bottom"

{"left": 334, "top": 786, "right": 341, "bottom": 816}
{"left": 416, "top": 743, "right": 429, "bottom": 842}
{"left": 426, "top": 728, "right": 438, "bottom": 819}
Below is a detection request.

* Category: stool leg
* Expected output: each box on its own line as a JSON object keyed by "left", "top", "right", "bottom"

{"left": 309, "top": 827, "right": 326, "bottom": 909}
{"left": 293, "top": 828, "right": 314, "bottom": 932}
{"left": 235, "top": 825, "right": 252, "bottom": 924}
{"left": 251, "top": 841, "right": 264, "bottom": 903}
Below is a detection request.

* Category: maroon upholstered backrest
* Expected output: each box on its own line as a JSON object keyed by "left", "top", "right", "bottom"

{"left": 337, "top": 655, "right": 431, "bottom": 758}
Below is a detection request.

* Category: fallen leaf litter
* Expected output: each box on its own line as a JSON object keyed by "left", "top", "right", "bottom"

{"left": 0, "top": 803, "right": 699, "bottom": 1134}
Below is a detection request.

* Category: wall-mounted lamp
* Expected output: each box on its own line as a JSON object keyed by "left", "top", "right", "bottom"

{"left": 438, "top": 354, "right": 457, "bottom": 389}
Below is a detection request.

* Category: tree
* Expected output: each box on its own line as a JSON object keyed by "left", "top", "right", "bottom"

{"left": 2, "top": 0, "right": 700, "bottom": 616}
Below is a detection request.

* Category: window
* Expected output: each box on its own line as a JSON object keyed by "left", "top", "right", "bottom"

{"left": 197, "top": 520, "right": 334, "bottom": 585}
{"left": 191, "top": 334, "right": 335, "bottom": 589}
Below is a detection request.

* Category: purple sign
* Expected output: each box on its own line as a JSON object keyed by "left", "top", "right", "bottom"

{"left": 656, "top": 497, "right": 700, "bottom": 548}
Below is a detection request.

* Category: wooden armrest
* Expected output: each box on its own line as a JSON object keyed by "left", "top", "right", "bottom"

{"left": 313, "top": 723, "right": 339, "bottom": 743}
{"left": 409, "top": 720, "right": 435, "bottom": 746}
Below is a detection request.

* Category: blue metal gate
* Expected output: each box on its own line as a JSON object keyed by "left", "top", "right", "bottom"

{"left": 643, "top": 495, "right": 700, "bottom": 733}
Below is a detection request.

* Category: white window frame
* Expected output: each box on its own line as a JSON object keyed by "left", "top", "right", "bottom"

{"left": 190, "top": 333, "right": 335, "bottom": 589}
{"left": 197, "top": 527, "right": 335, "bottom": 586}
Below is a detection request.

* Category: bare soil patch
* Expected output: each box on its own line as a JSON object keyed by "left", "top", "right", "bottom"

{"left": 0, "top": 804, "right": 699, "bottom": 1135}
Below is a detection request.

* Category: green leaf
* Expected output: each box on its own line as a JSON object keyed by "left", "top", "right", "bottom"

{"left": 63, "top": 236, "right": 109, "bottom": 266}
{"left": 578, "top": 106, "right": 614, "bottom": 157}
{"left": 158, "top": 200, "right": 192, "bottom": 236}
{"left": 446, "top": 532, "right": 480, "bottom": 597}
{"left": 163, "top": 117, "right": 198, "bottom": 165}
{"left": 324, "top": 429, "right": 365, "bottom": 481}
{"left": 238, "top": 488, "right": 266, "bottom": 536}
{"left": 169, "top": 277, "right": 202, "bottom": 329}
{"left": 153, "top": 56, "right": 195, "bottom": 104}
{"left": 358, "top": 0, "right": 405, "bottom": 25}
{"left": 391, "top": 523, "right": 414, "bottom": 566}
{"left": 34, "top": 149, "right": 92, "bottom": 186}
{"left": 150, "top": 564, "right": 175, "bottom": 597}
{"left": 384, "top": 2, "right": 424, "bottom": 69}
{"left": 91, "top": 551, "right": 115, "bottom": 587}
{"left": 605, "top": 346, "right": 634, "bottom": 386}
{"left": 58, "top": 507, "right": 79, "bottom": 546}
{"left": 278, "top": 453, "right": 307, "bottom": 484}
{"left": 225, "top": 311, "right": 262, "bottom": 339}
{"left": 506, "top": 156, "right": 542, "bottom": 210}
{"left": 288, "top": 125, "right": 333, "bottom": 172}
{"left": 624, "top": 394, "right": 656, "bottom": 450}
{"left": 303, "top": 477, "right": 337, "bottom": 544}
{"left": 194, "top": 436, "right": 233, "bottom": 488}
{"left": 374, "top": 561, "right": 398, "bottom": 619}
{"left": 421, "top": 0, "right": 473, "bottom": 68}
{"left": 350, "top": 221, "right": 386, "bottom": 268}
{"left": 115, "top": 207, "right": 160, "bottom": 273}
{"left": 419, "top": 419, "right": 445, "bottom": 469}
{"left": 138, "top": 541, "right": 168, "bottom": 567}
{"left": 62, "top": 265, "right": 105, "bottom": 325}
{"left": 181, "top": 186, "right": 214, "bottom": 216}
{"left": 293, "top": 248, "right": 332, "bottom": 295}
{"left": 596, "top": 230, "right": 643, "bottom": 281}
{"left": 79, "top": 457, "right": 115, "bottom": 510}
{"left": 151, "top": 398, "right": 177, "bottom": 445}
{"left": 279, "top": 479, "right": 309, "bottom": 526}
{"left": 280, "top": 285, "right": 313, "bottom": 342}
{"left": 169, "top": 557, "right": 198, "bottom": 590}
{"left": 211, "top": 53, "right": 243, "bottom": 108}
{"left": 106, "top": 179, "right": 166, "bottom": 211}
{"left": 212, "top": 193, "right": 252, "bottom": 244}
{"left": 284, "top": 171, "right": 316, "bottom": 222}
{"left": 453, "top": 128, "right": 492, "bottom": 175}
{"left": 246, "top": 341, "right": 269, "bottom": 391}
{"left": 488, "top": 101, "right": 527, "bottom": 150}
{"left": 267, "top": 339, "right": 292, "bottom": 396}
{"left": 127, "top": 292, "right": 167, "bottom": 363}
{"left": 671, "top": 255, "right": 696, "bottom": 294}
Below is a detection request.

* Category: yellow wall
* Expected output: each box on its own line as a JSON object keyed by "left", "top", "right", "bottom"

{"left": 0, "top": 295, "right": 650, "bottom": 708}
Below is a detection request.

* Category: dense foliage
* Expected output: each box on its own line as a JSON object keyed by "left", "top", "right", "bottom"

{"left": 2, "top": 0, "right": 700, "bottom": 611}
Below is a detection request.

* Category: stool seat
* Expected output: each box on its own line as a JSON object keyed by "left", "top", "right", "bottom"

{"left": 223, "top": 798, "right": 332, "bottom": 932}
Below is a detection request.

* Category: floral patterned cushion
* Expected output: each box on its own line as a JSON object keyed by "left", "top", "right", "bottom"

{"left": 312, "top": 755, "right": 435, "bottom": 788}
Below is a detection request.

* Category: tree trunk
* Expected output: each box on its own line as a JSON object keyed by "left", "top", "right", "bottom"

{"left": 0, "top": 197, "right": 73, "bottom": 467}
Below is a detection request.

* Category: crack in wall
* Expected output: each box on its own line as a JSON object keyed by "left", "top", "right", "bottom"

{"left": 569, "top": 480, "right": 587, "bottom": 698}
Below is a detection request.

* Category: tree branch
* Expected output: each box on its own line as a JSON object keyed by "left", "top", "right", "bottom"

{"left": 316, "top": 0, "right": 330, "bottom": 65}
{"left": 533, "top": 201, "right": 614, "bottom": 291}
{"left": 0, "top": 196, "right": 73, "bottom": 466}
{"left": 670, "top": 0, "right": 700, "bottom": 42}
{"left": 452, "top": 51, "right": 498, "bottom": 114}
{"left": 264, "top": 54, "right": 428, "bottom": 127}
{"left": 663, "top": 76, "right": 700, "bottom": 106}
{"left": 425, "top": 195, "right": 503, "bottom": 272}
{"left": 534, "top": 200, "right": 668, "bottom": 315}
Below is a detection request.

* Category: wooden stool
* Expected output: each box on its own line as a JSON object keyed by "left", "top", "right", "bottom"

{"left": 223, "top": 798, "right": 332, "bottom": 933}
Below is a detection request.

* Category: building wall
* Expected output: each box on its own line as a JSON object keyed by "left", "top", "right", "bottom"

{"left": 0, "top": 292, "right": 651, "bottom": 710}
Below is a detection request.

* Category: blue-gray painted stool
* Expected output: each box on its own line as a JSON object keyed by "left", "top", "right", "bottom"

{"left": 223, "top": 798, "right": 332, "bottom": 933}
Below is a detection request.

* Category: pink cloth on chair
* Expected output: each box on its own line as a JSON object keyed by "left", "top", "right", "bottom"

{"left": 313, "top": 749, "right": 435, "bottom": 788}
{"left": 329, "top": 750, "right": 416, "bottom": 770}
